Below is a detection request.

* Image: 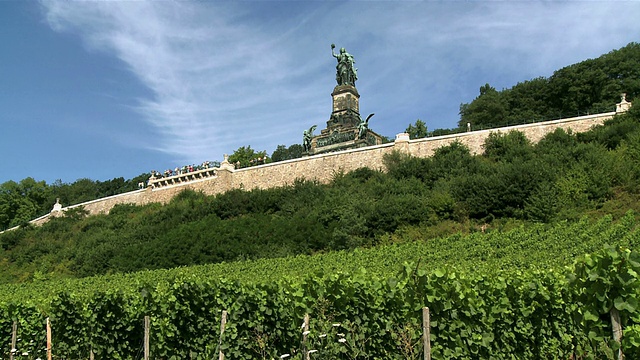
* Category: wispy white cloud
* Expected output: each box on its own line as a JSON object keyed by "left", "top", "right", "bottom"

{"left": 39, "top": 0, "right": 640, "bottom": 165}
{"left": 41, "top": 0, "right": 319, "bottom": 162}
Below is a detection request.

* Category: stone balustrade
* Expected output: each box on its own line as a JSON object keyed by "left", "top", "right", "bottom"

{"left": 148, "top": 167, "right": 218, "bottom": 189}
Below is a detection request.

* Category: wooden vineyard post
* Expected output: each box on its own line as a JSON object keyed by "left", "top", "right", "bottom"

{"left": 303, "top": 314, "right": 310, "bottom": 360}
{"left": 422, "top": 307, "right": 431, "bottom": 360}
{"left": 90, "top": 348, "right": 94, "bottom": 360}
{"left": 611, "top": 308, "right": 624, "bottom": 360}
{"left": 218, "top": 310, "right": 228, "bottom": 360}
{"left": 144, "top": 316, "right": 150, "bottom": 360}
{"left": 10, "top": 321, "right": 17, "bottom": 360}
{"left": 46, "top": 317, "right": 52, "bottom": 360}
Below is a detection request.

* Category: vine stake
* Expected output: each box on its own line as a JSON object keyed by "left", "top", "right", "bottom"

{"left": 423, "top": 307, "right": 431, "bottom": 360}
{"left": 46, "top": 317, "right": 52, "bottom": 360}
{"left": 10, "top": 321, "right": 16, "bottom": 360}
{"left": 144, "top": 316, "right": 150, "bottom": 360}
{"left": 303, "top": 314, "right": 310, "bottom": 360}
{"left": 610, "top": 308, "right": 624, "bottom": 360}
{"left": 219, "top": 310, "right": 228, "bottom": 360}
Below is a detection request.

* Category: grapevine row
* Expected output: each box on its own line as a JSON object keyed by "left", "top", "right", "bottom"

{"left": 0, "top": 245, "right": 638, "bottom": 359}
{"left": 1, "top": 212, "right": 637, "bottom": 307}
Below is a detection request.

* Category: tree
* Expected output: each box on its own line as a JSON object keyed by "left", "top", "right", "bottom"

{"left": 271, "top": 144, "right": 304, "bottom": 162}
{"left": 459, "top": 42, "right": 640, "bottom": 130}
{"left": 483, "top": 131, "right": 533, "bottom": 163}
{"left": 0, "top": 178, "right": 50, "bottom": 230}
{"left": 459, "top": 83, "right": 509, "bottom": 129}
{"left": 405, "top": 119, "right": 428, "bottom": 139}
{"left": 228, "top": 145, "right": 269, "bottom": 168}
{"left": 61, "top": 178, "right": 99, "bottom": 205}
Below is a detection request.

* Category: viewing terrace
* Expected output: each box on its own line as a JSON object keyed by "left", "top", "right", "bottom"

{"left": 147, "top": 165, "right": 219, "bottom": 190}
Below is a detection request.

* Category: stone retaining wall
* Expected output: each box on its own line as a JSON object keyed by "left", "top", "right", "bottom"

{"left": 25, "top": 111, "right": 618, "bottom": 226}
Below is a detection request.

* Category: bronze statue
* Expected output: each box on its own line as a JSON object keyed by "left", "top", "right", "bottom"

{"left": 303, "top": 125, "right": 317, "bottom": 153}
{"left": 331, "top": 44, "right": 357, "bottom": 86}
{"left": 357, "top": 113, "right": 374, "bottom": 140}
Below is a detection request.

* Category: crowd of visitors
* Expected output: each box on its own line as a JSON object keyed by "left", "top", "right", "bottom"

{"left": 235, "top": 156, "right": 269, "bottom": 169}
{"left": 148, "top": 155, "right": 271, "bottom": 180}
{"left": 151, "top": 160, "right": 220, "bottom": 179}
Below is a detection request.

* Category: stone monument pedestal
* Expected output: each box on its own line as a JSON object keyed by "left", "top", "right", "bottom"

{"left": 325, "top": 85, "right": 361, "bottom": 132}
{"left": 309, "top": 85, "right": 383, "bottom": 155}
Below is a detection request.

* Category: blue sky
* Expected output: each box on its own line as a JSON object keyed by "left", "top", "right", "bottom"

{"left": 1, "top": 1, "right": 639, "bottom": 185}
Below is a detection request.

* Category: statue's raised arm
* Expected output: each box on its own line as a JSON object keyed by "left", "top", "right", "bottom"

{"left": 331, "top": 43, "right": 357, "bottom": 87}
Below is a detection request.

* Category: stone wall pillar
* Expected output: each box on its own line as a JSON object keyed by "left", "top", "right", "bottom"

{"left": 394, "top": 132, "right": 411, "bottom": 154}
{"left": 616, "top": 93, "right": 632, "bottom": 113}
{"left": 216, "top": 154, "right": 235, "bottom": 193}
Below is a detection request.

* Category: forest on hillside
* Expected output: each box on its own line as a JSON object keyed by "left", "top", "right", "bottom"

{"left": 0, "top": 103, "right": 639, "bottom": 283}
{"left": 457, "top": 42, "right": 640, "bottom": 130}
{"left": 0, "top": 175, "right": 150, "bottom": 231}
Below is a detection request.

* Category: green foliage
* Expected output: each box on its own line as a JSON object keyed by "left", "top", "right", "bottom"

{"left": 570, "top": 245, "right": 640, "bottom": 317}
{"left": 0, "top": 178, "right": 50, "bottom": 230}
{"left": 459, "top": 42, "right": 640, "bottom": 129}
{"left": 383, "top": 151, "right": 429, "bottom": 182}
{"left": 0, "top": 242, "right": 638, "bottom": 358}
{"left": 578, "top": 107, "right": 640, "bottom": 150}
{"left": 615, "top": 131, "right": 640, "bottom": 192}
{"left": 272, "top": 144, "right": 304, "bottom": 162}
{"left": 0, "top": 302, "right": 45, "bottom": 359}
{"left": 405, "top": 119, "right": 428, "bottom": 139}
{"left": 483, "top": 131, "right": 533, "bottom": 162}
{"left": 229, "top": 145, "right": 269, "bottom": 168}
{"left": 0, "top": 173, "right": 149, "bottom": 231}
{"left": 568, "top": 245, "right": 640, "bottom": 357}
{"left": 459, "top": 83, "right": 509, "bottom": 128}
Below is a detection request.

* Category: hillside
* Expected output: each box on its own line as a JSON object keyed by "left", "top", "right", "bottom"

{"left": 0, "top": 214, "right": 638, "bottom": 359}
{"left": 2, "top": 43, "right": 639, "bottom": 232}
{"left": 0, "top": 43, "right": 639, "bottom": 359}
{"left": 0, "top": 105, "right": 639, "bottom": 283}
{"left": 3, "top": 212, "right": 638, "bottom": 304}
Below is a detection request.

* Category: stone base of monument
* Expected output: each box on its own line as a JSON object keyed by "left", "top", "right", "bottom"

{"left": 308, "top": 84, "right": 384, "bottom": 155}
{"left": 310, "top": 128, "right": 384, "bottom": 155}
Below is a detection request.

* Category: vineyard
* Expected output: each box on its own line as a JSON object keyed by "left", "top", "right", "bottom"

{"left": 0, "top": 213, "right": 638, "bottom": 359}
{"left": 0, "top": 35, "right": 639, "bottom": 360}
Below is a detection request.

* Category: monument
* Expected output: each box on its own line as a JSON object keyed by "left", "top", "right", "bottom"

{"left": 304, "top": 44, "right": 384, "bottom": 155}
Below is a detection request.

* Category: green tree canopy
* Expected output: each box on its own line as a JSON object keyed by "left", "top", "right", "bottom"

{"left": 271, "top": 144, "right": 304, "bottom": 162}
{"left": 228, "top": 145, "right": 269, "bottom": 168}
{"left": 0, "top": 178, "right": 50, "bottom": 230}
{"left": 0, "top": 173, "right": 149, "bottom": 231}
{"left": 405, "top": 119, "right": 428, "bottom": 139}
{"left": 459, "top": 83, "right": 508, "bottom": 129}
{"left": 459, "top": 42, "right": 640, "bottom": 129}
